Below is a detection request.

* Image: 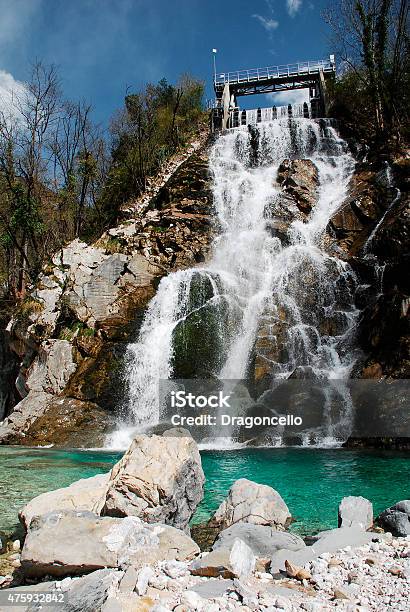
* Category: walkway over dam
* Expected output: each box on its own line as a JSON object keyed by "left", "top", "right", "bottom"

{"left": 211, "top": 56, "right": 336, "bottom": 130}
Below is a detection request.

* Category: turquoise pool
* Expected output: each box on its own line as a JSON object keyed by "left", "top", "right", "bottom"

{"left": 0, "top": 446, "right": 408, "bottom": 536}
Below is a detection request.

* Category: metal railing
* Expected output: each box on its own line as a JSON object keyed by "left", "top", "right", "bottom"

{"left": 214, "top": 59, "right": 335, "bottom": 87}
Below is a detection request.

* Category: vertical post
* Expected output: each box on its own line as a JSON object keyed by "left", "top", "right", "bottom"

{"left": 212, "top": 49, "right": 217, "bottom": 84}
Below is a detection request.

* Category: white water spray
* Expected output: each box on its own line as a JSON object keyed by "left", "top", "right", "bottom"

{"left": 108, "top": 117, "right": 359, "bottom": 449}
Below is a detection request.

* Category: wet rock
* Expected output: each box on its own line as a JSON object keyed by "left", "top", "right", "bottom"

{"left": 0, "top": 330, "right": 19, "bottom": 420}
{"left": 327, "top": 168, "right": 384, "bottom": 254}
{"left": 171, "top": 274, "right": 234, "bottom": 379}
{"left": 190, "top": 538, "right": 255, "bottom": 578}
{"left": 101, "top": 430, "right": 204, "bottom": 531}
{"left": 277, "top": 159, "right": 319, "bottom": 214}
{"left": 21, "top": 511, "right": 199, "bottom": 577}
{"left": 209, "top": 478, "right": 291, "bottom": 529}
{"left": 338, "top": 496, "right": 373, "bottom": 530}
{"left": 19, "top": 473, "right": 110, "bottom": 530}
{"left": 376, "top": 500, "right": 410, "bottom": 536}
{"left": 252, "top": 307, "right": 289, "bottom": 389}
{"left": 213, "top": 524, "right": 305, "bottom": 557}
{"left": 63, "top": 341, "right": 127, "bottom": 411}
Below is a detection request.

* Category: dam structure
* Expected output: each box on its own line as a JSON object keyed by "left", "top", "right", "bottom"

{"left": 211, "top": 56, "right": 336, "bottom": 130}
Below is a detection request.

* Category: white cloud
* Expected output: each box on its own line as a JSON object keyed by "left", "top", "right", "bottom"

{"left": 286, "top": 0, "right": 303, "bottom": 17}
{"left": 0, "top": 69, "right": 27, "bottom": 121}
{"left": 253, "top": 14, "right": 279, "bottom": 31}
{"left": 268, "top": 88, "right": 310, "bottom": 106}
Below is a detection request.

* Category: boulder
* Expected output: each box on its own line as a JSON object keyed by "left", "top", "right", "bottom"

{"left": 0, "top": 395, "right": 114, "bottom": 447}
{"left": 2, "top": 569, "right": 124, "bottom": 612}
{"left": 376, "top": 500, "right": 410, "bottom": 536}
{"left": 210, "top": 478, "right": 291, "bottom": 529}
{"left": 10, "top": 396, "right": 115, "bottom": 448}
{"left": 59, "top": 569, "right": 123, "bottom": 612}
{"left": 338, "top": 496, "right": 373, "bottom": 530}
{"left": 101, "top": 430, "right": 204, "bottom": 531}
{"left": 0, "top": 391, "right": 53, "bottom": 444}
{"left": 190, "top": 538, "right": 255, "bottom": 579}
{"left": 276, "top": 159, "right": 319, "bottom": 214}
{"left": 212, "top": 523, "right": 305, "bottom": 558}
{"left": 21, "top": 510, "right": 199, "bottom": 577}
{"left": 19, "top": 473, "right": 110, "bottom": 530}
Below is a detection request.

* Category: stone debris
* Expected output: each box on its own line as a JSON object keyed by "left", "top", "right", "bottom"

{"left": 4, "top": 534, "right": 409, "bottom": 611}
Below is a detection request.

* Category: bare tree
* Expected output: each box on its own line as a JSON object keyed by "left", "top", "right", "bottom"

{"left": 0, "top": 62, "right": 106, "bottom": 298}
{"left": 324, "top": 0, "right": 409, "bottom": 140}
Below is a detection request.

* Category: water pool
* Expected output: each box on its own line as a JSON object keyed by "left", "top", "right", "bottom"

{"left": 0, "top": 446, "right": 408, "bottom": 536}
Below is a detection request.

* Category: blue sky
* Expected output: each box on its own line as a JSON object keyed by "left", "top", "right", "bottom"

{"left": 0, "top": 0, "right": 333, "bottom": 125}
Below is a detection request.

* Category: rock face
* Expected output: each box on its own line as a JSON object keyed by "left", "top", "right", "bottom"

{"left": 0, "top": 391, "right": 52, "bottom": 444}
{"left": 376, "top": 500, "right": 410, "bottom": 536}
{"left": 21, "top": 511, "right": 199, "bottom": 578}
{"left": 212, "top": 523, "right": 305, "bottom": 558}
{"left": 0, "top": 396, "right": 114, "bottom": 447}
{"left": 1, "top": 143, "right": 214, "bottom": 445}
{"left": 0, "top": 330, "right": 19, "bottom": 421}
{"left": 327, "top": 166, "right": 386, "bottom": 255}
{"left": 101, "top": 430, "right": 204, "bottom": 531}
{"left": 276, "top": 159, "right": 319, "bottom": 214}
{"left": 19, "top": 474, "right": 110, "bottom": 530}
{"left": 327, "top": 160, "right": 409, "bottom": 385}
{"left": 338, "top": 496, "right": 373, "bottom": 530}
{"left": 210, "top": 479, "right": 291, "bottom": 529}
{"left": 24, "top": 339, "right": 77, "bottom": 395}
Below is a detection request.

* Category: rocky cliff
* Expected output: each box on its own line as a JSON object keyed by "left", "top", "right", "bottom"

{"left": 0, "top": 126, "right": 408, "bottom": 447}
{"left": 326, "top": 158, "right": 409, "bottom": 380}
{"left": 0, "top": 140, "right": 214, "bottom": 446}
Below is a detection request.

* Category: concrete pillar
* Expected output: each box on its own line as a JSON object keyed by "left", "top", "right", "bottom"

{"left": 222, "top": 84, "right": 231, "bottom": 130}
{"left": 318, "top": 69, "right": 329, "bottom": 117}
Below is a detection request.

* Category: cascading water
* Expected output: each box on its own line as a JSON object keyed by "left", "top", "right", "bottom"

{"left": 108, "top": 116, "right": 360, "bottom": 449}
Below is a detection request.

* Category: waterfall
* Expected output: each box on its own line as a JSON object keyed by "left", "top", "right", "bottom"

{"left": 108, "top": 117, "right": 359, "bottom": 449}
